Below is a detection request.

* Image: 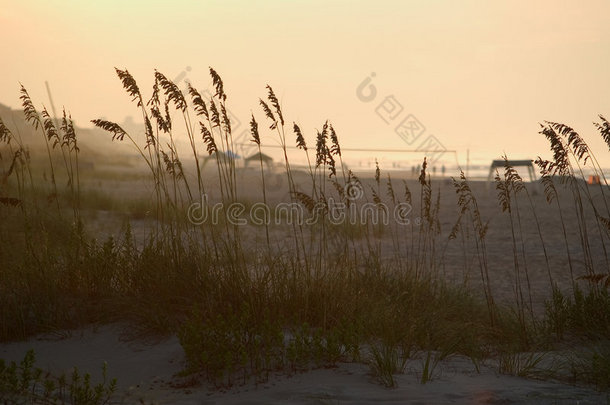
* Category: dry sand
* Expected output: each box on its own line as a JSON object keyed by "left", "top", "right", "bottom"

{"left": 1, "top": 323, "right": 608, "bottom": 404}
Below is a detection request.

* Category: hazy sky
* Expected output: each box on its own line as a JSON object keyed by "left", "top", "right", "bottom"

{"left": 2, "top": 0, "right": 610, "bottom": 168}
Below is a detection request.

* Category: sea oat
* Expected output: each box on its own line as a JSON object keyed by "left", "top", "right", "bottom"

{"left": 115, "top": 68, "right": 143, "bottom": 107}
{"left": 200, "top": 123, "right": 217, "bottom": 155}
{"left": 250, "top": 114, "right": 260, "bottom": 146}
{"left": 294, "top": 123, "right": 307, "bottom": 150}
{"left": 259, "top": 99, "right": 276, "bottom": 130}
{"left": 187, "top": 84, "right": 209, "bottom": 120}
{"left": 209, "top": 67, "right": 226, "bottom": 102}
{"left": 0, "top": 117, "right": 12, "bottom": 144}
{"left": 266, "top": 85, "right": 284, "bottom": 126}
{"left": 155, "top": 70, "right": 187, "bottom": 112}
{"left": 91, "top": 119, "right": 127, "bottom": 141}
{"left": 20, "top": 85, "right": 41, "bottom": 130}
{"left": 594, "top": 115, "right": 610, "bottom": 150}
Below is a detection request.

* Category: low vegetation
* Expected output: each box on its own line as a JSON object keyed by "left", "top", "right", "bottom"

{"left": 0, "top": 350, "right": 116, "bottom": 405}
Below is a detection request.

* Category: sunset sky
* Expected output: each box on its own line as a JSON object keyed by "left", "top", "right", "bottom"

{"left": 2, "top": 0, "right": 609, "bottom": 170}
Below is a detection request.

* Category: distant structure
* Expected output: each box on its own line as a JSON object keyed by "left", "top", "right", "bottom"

{"left": 588, "top": 175, "right": 601, "bottom": 185}
{"left": 201, "top": 150, "right": 241, "bottom": 168}
{"left": 486, "top": 159, "right": 536, "bottom": 182}
{"left": 244, "top": 152, "right": 274, "bottom": 170}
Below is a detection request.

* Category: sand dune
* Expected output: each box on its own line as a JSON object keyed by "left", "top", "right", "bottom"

{"left": 1, "top": 323, "right": 608, "bottom": 404}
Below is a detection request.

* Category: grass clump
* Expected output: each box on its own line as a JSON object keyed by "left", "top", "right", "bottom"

{"left": 569, "top": 341, "right": 610, "bottom": 391}
{"left": 368, "top": 342, "right": 409, "bottom": 388}
{"left": 0, "top": 350, "right": 116, "bottom": 404}
{"left": 545, "top": 286, "right": 610, "bottom": 340}
{"left": 178, "top": 306, "right": 284, "bottom": 387}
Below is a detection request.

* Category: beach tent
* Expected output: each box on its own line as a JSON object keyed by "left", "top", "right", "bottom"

{"left": 487, "top": 159, "right": 536, "bottom": 182}
{"left": 244, "top": 152, "right": 274, "bottom": 169}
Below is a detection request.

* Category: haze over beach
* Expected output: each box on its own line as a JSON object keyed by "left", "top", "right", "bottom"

{"left": 2, "top": 0, "right": 610, "bottom": 170}
{"left": 2, "top": 2, "right": 610, "bottom": 404}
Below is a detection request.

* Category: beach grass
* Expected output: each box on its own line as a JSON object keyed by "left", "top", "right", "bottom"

{"left": 0, "top": 68, "right": 609, "bottom": 394}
